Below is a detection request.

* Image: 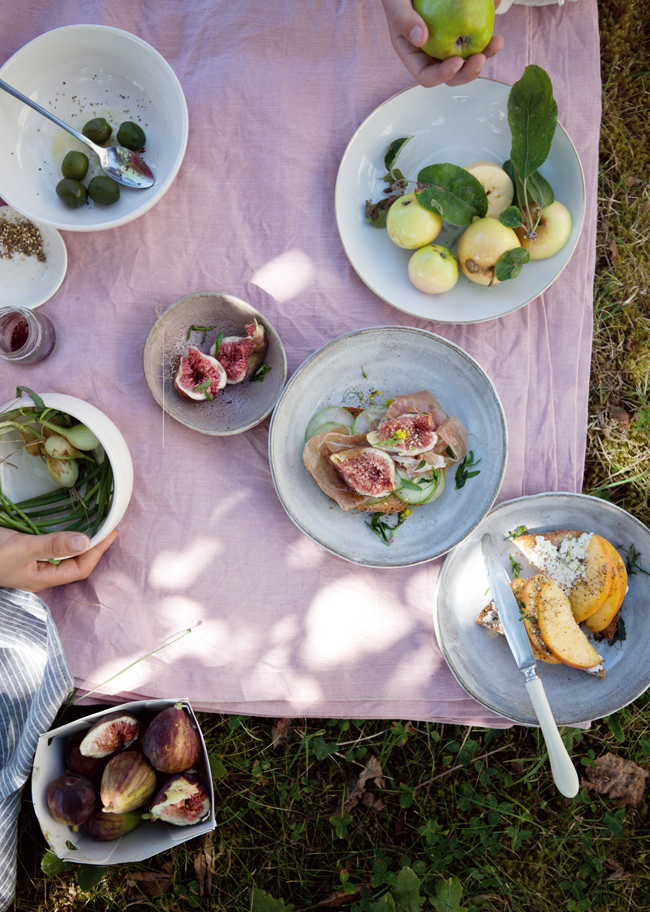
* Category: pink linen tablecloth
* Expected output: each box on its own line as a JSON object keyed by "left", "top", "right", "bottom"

{"left": 0, "top": 0, "right": 601, "bottom": 726}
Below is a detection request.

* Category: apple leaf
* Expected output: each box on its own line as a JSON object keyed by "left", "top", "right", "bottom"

{"left": 384, "top": 137, "right": 411, "bottom": 174}
{"left": 499, "top": 206, "right": 523, "bottom": 229}
{"left": 508, "top": 65, "right": 558, "bottom": 181}
{"left": 494, "top": 247, "right": 530, "bottom": 283}
{"left": 416, "top": 163, "right": 487, "bottom": 226}
{"left": 526, "top": 169, "right": 555, "bottom": 211}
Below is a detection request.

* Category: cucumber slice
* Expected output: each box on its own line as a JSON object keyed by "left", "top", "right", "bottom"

{"left": 352, "top": 407, "right": 388, "bottom": 436}
{"left": 305, "top": 407, "right": 355, "bottom": 442}
{"left": 394, "top": 468, "right": 446, "bottom": 505}
{"left": 305, "top": 422, "right": 351, "bottom": 442}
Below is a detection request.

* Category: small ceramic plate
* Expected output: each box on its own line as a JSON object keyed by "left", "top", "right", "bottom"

{"left": 0, "top": 205, "right": 67, "bottom": 307}
{"left": 434, "top": 492, "right": 650, "bottom": 725}
{"left": 143, "top": 292, "right": 287, "bottom": 435}
{"left": 335, "top": 78, "right": 585, "bottom": 324}
{"left": 269, "top": 325, "right": 507, "bottom": 567}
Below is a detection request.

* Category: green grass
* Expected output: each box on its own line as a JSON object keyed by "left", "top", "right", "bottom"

{"left": 13, "top": 1, "right": 650, "bottom": 909}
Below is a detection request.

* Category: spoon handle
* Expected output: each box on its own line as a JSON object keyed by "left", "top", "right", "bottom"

{"left": 0, "top": 77, "right": 101, "bottom": 154}
{"left": 525, "top": 676, "right": 579, "bottom": 798}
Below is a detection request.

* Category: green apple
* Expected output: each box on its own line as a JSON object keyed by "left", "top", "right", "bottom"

{"left": 408, "top": 244, "right": 459, "bottom": 293}
{"left": 515, "top": 201, "right": 573, "bottom": 260}
{"left": 456, "top": 218, "right": 520, "bottom": 286}
{"left": 386, "top": 193, "right": 442, "bottom": 249}
{"left": 413, "top": 0, "right": 495, "bottom": 60}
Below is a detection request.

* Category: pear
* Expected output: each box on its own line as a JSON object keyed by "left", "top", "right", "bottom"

{"left": 413, "top": 0, "right": 495, "bottom": 60}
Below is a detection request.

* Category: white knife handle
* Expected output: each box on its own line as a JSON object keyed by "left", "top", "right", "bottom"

{"left": 525, "top": 676, "right": 579, "bottom": 798}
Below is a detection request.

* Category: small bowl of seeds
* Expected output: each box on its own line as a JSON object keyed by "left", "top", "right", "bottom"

{"left": 0, "top": 205, "right": 67, "bottom": 308}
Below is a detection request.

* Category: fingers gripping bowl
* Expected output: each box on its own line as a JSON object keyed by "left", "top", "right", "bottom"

{"left": 0, "top": 392, "right": 133, "bottom": 555}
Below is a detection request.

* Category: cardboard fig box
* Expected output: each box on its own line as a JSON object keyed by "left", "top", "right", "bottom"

{"left": 31, "top": 698, "right": 216, "bottom": 864}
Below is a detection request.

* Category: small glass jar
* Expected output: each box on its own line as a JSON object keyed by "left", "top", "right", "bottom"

{"left": 0, "top": 306, "right": 56, "bottom": 364}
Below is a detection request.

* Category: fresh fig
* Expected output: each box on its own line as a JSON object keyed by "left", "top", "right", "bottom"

{"left": 65, "top": 731, "right": 109, "bottom": 783}
{"left": 84, "top": 808, "right": 143, "bottom": 842}
{"left": 142, "top": 703, "right": 202, "bottom": 773}
{"left": 174, "top": 347, "right": 227, "bottom": 400}
{"left": 211, "top": 319, "right": 267, "bottom": 384}
{"left": 329, "top": 447, "right": 396, "bottom": 496}
{"left": 148, "top": 772, "right": 211, "bottom": 826}
{"left": 100, "top": 751, "right": 157, "bottom": 813}
{"left": 367, "top": 413, "right": 437, "bottom": 455}
{"left": 79, "top": 711, "right": 141, "bottom": 758}
{"left": 47, "top": 774, "right": 96, "bottom": 829}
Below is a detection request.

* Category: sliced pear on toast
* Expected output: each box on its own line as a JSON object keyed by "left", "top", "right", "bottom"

{"left": 521, "top": 575, "right": 561, "bottom": 664}
{"left": 584, "top": 537, "right": 627, "bottom": 634}
{"left": 537, "top": 579, "right": 603, "bottom": 670}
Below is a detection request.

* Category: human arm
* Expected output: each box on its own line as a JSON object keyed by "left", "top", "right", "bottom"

{"left": 380, "top": 0, "right": 504, "bottom": 88}
{"left": 0, "top": 528, "right": 118, "bottom": 592}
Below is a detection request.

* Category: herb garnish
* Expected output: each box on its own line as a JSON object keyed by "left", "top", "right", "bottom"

{"left": 454, "top": 450, "right": 481, "bottom": 489}
{"left": 510, "top": 555, "right": 523, "bottom": 578}
{"left": 506, "top": 524, "right": 528, "bottom": 541}
{"left": 619, "top": 543, "right": 650, "bottom": 576}
{"left": 192, "top": 378, "right": 214, "bottom": 402}
{"left": 186, "top": 324, "right": 217, "bottom": 345}
{"left": 212, "top": 331, "right": 224, "bottom": 357}
{"left": 251, "top": 364, "right": 271, "bottom": 382}
{"left": 362, "top": 366, "right": 368, "bottom": 378}
{"left": 365, "top": 509, "right": 411, "bottom": 546}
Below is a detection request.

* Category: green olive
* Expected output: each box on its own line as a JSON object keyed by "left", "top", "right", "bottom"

{"left": 116, "top": 121, "right": 146, "bottom": 152}
{"left": 56, "top": 178, "right": 88, "bottom": 209}
{"left": 61, "top": 150, "right": 89, "bottom": 181}
{"left": 82, "top": 117, "right": 112, "bottom": 145}
{"left": 87, "top": 175, "right": 120, "bottom": 206}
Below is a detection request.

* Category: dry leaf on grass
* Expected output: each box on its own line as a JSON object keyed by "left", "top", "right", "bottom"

{"left": 125, "top": 871, "right": 174, "bottom": 899}
{"left": 194, "top": 832, "right": 218, "bottom": 896}
{"left": 609, "top": 401, "right": 630, "bottom": 426}
{"left": 606, "top": 857, "right": 629, "bottom": 880}
{"left": 582, "top": 753, "right": 648, "bottom": 804}
{"left": 325, "top": 756, "right": 385, "bottom": 816}
{"left": 357, "top": 755, "right": 385, "bottom": 789}
{"left": 608, "top": 239, "right": 619, "bottom": 265}
{"left": 316, "top": 886, "right": 361, "bottom": 907}
{"left": 271, "top": 718, "right": 292, "bottom": 747}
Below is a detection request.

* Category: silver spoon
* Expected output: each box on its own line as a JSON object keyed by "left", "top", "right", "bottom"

{"left": 0, "top": 77, "right": 154, "bottom": 189}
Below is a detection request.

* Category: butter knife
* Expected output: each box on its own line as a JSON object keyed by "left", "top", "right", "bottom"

{"left": 481, "top": 533, "right": 579, "bottom": 798}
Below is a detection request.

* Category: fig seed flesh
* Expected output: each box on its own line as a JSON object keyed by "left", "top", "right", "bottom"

{"left": 149, "top": 772, "right": 211, "bottom": 826}
{"left": 79, "top": 711, "right": 141, "bottom": 758}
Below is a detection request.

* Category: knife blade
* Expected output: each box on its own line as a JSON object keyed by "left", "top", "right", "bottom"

{"left": 481, "top": 533, "right": 579, "bottom": 798}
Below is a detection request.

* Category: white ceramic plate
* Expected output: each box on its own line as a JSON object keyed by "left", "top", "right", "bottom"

{"left": 0, "top": 25, "right": 188, "bottom": 231}
{"left": 143, "top": 292, "right": 287, "bottom": 436}
{"left": 434, "top": 492, "right": 650, "bottom": 725}
{"left": 0, "top": 205, "right": 67, "bottom": 307}
{"left": 269, "top": 326, "right": 507, "bottom": 567}
{"left": 335, "top": 78, "right": 585, "bottom": 324}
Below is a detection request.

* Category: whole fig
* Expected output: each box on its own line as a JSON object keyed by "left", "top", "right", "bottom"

{"left": 142, "top": 703, "right": 201, "bottom": 774}
{"left": 84, "top": 808, "right": 143, "bottom": 842}
{"left": 79, "top": 711, "right": 141, "bottom": 758}
{"left": 47, "top": 774, "right": 96, "bottom": 829}
{"left": 100, "top": 751, "right": 156, "bottom": 813}
{"left": 148, "top": 772, "right": 211, "bottom": 826}
{"left": 65, "top": 731, "right": 108, "bottom": 784}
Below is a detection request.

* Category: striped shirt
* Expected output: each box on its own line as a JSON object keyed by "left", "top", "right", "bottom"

{"left": 0, "top": 587, "right": 73, "bottom": 912}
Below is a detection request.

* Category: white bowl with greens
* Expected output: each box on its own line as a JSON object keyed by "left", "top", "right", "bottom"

{"left": 0, "top": 389, "right": 133, "bottom": 553}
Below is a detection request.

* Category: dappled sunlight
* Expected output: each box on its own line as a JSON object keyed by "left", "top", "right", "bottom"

{"left": 250, "top": 249, "right": 314, "bottom": 302}
{"left": 286, "top": 535, "right": 327, "bottom": 569}
{"left": 148, "top": 538, "right": 224, "bottom": 589}
{"left": 301, "top": 578, "right": 416, "bottom": 667}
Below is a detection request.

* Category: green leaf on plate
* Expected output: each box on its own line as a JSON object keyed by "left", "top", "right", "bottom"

{"left": 499, "top": 205, "right": 523, "bottom": 229}
{"left": 526, "top": 169, "right": 555, "bottom": 210}
{"left": 494, "top": 246, "right": 530, "bottom": 283}
{"left": 416, "top": 163, "right": 487, "bottom": 226}
{"left": 384, "top": 137, "right": 411, "bottom": 173}
{"left": 508, "top": 65, "right": 558, "bottom": 181}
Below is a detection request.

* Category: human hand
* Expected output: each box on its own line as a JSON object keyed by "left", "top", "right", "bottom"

{"left": 0, "top": 527, "right": 118, "bottom": 592}
{"left": 381, "top": 0, "right": 504, "bottom": 88}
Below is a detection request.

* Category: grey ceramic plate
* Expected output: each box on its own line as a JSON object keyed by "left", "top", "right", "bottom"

{"left": 268, "top": 326, "right": 507, "bottom": 567}
{"left": 143, "top": 292, "right": 287, "bottom": 435}
{"left": 435, "top": 492, "right": 650, "bottom": 725}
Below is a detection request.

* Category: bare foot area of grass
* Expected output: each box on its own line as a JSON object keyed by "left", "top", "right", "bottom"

{"left": 13, "top": 2, "right": 650, "bottom": 910}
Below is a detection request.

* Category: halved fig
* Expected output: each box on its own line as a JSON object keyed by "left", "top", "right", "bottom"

{"left": 47, "top": 774, "right": 96, "bottom": 829}
{"left": 329, "top": 447, "right": 396, "bottom": 497}
{"left": 367, "top": 414, "right": 437, "bottom": 455}
{"left": 142, "top": 703, "right": 202, "bottom": 774}
{"left": 65, "top": 730, "right": 109, "bottom": 783}
{"left": 211, "top": 319, "right": 267, "bottom": 384}
{"left": 79, "top": 711, "right": 141, "bottom": 759}
{"left": 148, "top": 772, "right": 211, "bottom": 826}
{"left": 174, "top": 347, "right": 227, "bottom": 400}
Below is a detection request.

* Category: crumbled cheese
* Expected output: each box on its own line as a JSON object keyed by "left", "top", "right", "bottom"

{"left": 529, "top": 533, "right": 592, "bottom": 594}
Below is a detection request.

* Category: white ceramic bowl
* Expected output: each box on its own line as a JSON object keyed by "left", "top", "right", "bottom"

{"left": 0, "top": 25, "right": 188, "bottom": 231}
{"left": 0, "top": 392, "right": 133, "bottom": 553}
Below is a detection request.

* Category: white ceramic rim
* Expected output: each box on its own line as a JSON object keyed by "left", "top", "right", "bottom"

{"left": 0, "top": 205, "right": 68, "bottom": 307}
{"left": 0, "top": 24, "right": 189, "bottom": 231}
{"left": 0, "top": 392, "right": 134, "bottom": 554}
